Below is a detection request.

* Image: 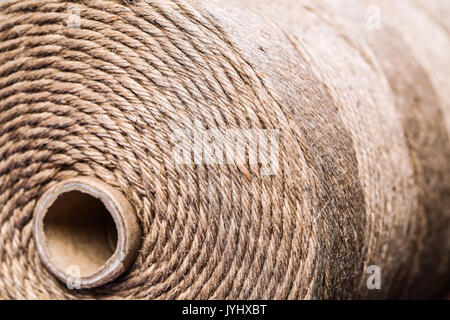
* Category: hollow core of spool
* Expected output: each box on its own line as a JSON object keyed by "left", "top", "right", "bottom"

{"left": 33, "top": 177, "right": 141, "bottom": 289}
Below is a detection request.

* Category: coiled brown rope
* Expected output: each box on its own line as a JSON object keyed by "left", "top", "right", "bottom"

{"left": 0, "top": 0, "right": 449, "bottom": 299}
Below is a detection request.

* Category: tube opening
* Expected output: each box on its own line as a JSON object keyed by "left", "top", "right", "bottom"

{"left": 34, "top": 177, "right": 142, "bottom": 289}
{"left": 43, "top": 190, "right": 118, "bottom": 278}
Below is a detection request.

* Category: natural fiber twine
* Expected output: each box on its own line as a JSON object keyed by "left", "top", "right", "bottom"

{"left": 0, "top": 0, "right": 449, "bottom": 299}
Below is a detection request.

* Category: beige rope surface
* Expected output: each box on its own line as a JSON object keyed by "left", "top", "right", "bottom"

{"left": 0, "top": 0, "right": 449, "bottom": 299}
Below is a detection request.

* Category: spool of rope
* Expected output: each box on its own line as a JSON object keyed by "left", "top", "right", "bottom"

{"left": 0, "top": 0, "right": 449, "bottom": 299}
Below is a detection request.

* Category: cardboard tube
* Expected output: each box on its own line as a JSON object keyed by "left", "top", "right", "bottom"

{"left": 33, "top": 177, "right": 141, "bottom": 289}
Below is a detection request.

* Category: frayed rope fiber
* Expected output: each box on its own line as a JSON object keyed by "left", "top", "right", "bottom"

{"left": 0, "top": 0, "right": 449, "bottom": 299}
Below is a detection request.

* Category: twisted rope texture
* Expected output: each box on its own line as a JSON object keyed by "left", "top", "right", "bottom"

{"left": 0, "top": 0, "right": 449, "bottom": 299}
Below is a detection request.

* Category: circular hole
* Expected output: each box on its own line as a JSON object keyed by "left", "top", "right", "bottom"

{"left": 43, "top": 191, "right": 118, "bottom": 278}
